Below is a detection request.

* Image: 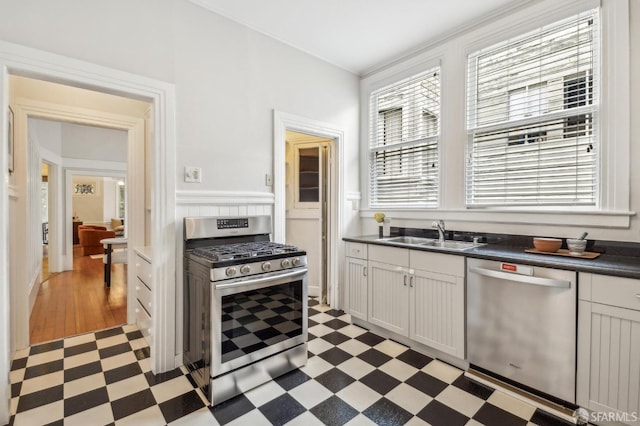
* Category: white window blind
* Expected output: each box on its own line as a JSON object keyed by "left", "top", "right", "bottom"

{"left": 466, "top": 10, "right": 599, "bottom": 207}
{"left": 370, "top": 68, "right": 440, "bottom": 207}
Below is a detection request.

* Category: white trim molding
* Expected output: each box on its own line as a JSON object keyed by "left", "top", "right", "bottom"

{"left": 361, "top": 208, "right": 635, "bottom": 229}
{"left": 0, "top": 41, "right": 177, "bottom": 419}
{"left": 176, "top": 190, "right": 275, "bottom": 206}
{"left": 273, "top": 110, "right": 345, "bottom": 309}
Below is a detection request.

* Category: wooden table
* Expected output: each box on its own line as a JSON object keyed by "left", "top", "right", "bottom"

{"left": 100, "top": 237, "right": 127, "bottom": 287}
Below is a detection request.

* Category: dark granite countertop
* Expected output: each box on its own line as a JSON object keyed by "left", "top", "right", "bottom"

{"left": 344, "top": 233, "right": 640, "bottom": 280}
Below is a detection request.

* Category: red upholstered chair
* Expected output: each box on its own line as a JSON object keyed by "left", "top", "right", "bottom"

{"left": 78, "top": 225, "right": 116, "bottom": 256}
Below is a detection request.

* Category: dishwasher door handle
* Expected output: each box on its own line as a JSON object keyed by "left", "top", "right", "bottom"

{"left": 469, "top": 266, "right": 571, "bottom": 288}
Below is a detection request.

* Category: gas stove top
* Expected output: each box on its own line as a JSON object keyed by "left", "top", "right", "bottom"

{"left": 184, "top": 216, "right": 307, "bottom": 281}
{"left": 188, "top": 241, "right": 307, "bottom": 281}
{"left": 193, "top": 241, "right": 302, "bottom": 263}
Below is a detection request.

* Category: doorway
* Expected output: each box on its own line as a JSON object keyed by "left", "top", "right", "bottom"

{"left": 7, "top": 74, "right": 149, "bottom": 350}
{"left": 0, "top": 46, "right": 177, "bottom": 422}
{"left": 285, "top": 131, "right": 333, "bottom": 303}
{"left": 40, "top": 162, "right": 50, "bottom": 282}
{"left": 274, "top": 111, "right": 344, "bottom": 310}
{"left": 28, "top": 114, "right": 132, "bottom": 344}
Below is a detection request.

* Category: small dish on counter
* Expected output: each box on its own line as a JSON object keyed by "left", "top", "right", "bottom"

{"left": 533, "top": 237, "right": 562, "bottom": 253}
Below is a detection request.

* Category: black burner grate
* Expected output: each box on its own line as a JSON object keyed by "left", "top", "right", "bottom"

{"left": 193, "top": 241, "right": 301, "bottom": 262}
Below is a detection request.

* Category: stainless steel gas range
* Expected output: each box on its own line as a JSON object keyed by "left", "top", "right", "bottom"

{"left": 182, "top": 216, "right": 308, "bottom": 406}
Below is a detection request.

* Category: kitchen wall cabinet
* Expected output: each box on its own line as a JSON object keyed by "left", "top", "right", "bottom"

{"left": 577, "top": 273, "right": 640, "bottom": 424}
{"left": 345, "top": 242, "right": 465, "bottom": 358}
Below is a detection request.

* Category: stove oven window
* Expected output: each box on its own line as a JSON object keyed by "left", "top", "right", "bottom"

{"left": 220, "top": 281, "right": 304, "bottom": 363}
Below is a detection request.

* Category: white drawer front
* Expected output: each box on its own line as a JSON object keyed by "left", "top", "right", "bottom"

{"left": 346, "top": 242, "right": 367, "bottom": 259}
{"left": 136, "top": 278, "right": 152, "bottom": 314}
{"left": 368, "top": 245, "right": 409, "bottom": 267}
{"left": 136, "top": 300, "right": 152, "bottom": 344}
{"left": 135, "top": 254, "right": 152, "bottom": 288}
{"left": 410, "top": 250, "right": 464, "bottom": 277}
{"left": 592, "top": 274, "right": 640, "bottom": 311}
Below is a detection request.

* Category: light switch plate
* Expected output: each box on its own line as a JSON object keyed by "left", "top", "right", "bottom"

{"left": 185, "top": 166, "right": 201, "bottom": 183}
{"left": 265, "top": 173, "right": 273, "bottom": 186}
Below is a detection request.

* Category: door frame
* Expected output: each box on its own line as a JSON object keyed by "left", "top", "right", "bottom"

{"left": 273, "top": 111, "right": 343, "bottom": 308}
{"left": 0, "top": 42, "right": 177, "bottom": 423}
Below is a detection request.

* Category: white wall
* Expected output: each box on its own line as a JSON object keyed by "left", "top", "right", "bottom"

{"left": 62, "top": 124, "right": 127, "bottom": 163}
{"left": 0, "top": 0, "right": 360, "bottom": 195}
{"left": 29, "top": 117, "right": 128, "bottom": 225}
{"left": 0, "top": 0, "right": 361, "bottom": 398}
{"left": 29, "top": 118, "right": 61, "bottom": 157}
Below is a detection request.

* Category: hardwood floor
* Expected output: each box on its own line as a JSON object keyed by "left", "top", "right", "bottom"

{"left": 30, "top": 246, "right": 127, "bottom": 344}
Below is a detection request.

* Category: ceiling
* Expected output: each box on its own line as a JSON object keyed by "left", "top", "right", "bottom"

{"left": 190, "top": 0, "right": 528, "bottom": 75}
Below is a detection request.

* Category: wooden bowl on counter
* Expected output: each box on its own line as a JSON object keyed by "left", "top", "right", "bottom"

{"left": 533, "top": 237, "right": 562, "bottom": 253}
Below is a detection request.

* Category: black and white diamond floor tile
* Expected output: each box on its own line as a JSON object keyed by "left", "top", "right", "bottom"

{"left": 9, "top": 301, "right": 574, "bottom": 425}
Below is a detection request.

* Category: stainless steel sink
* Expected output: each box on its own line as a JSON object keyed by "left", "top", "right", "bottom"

{"left": 377, "top": 236, "right": 435, "bottom": 245}
{"left": 378, "top": 236, "right": 484, "bottom": 251}
{"left": 419, "top": 240, "right": 484, "bottom": 251}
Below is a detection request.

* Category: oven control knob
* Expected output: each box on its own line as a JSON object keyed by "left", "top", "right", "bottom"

{"left": 225, "top": 267, "right": 237, "bottom": 277}
{"left": 281, "top": 259, "right": 291, "bottom": 268}
{"left": 292, "top": 257, "right": 301, "bottom": 266}
{"left": 262, "top": 262, "right": 272, "bottom": 272}
{"left": 240, "top": 265, "right": 251, "bottom": 274}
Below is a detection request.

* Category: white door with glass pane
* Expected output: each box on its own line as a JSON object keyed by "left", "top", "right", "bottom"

{"left": 285, "top": 139, "right": 331, "bottom": 300}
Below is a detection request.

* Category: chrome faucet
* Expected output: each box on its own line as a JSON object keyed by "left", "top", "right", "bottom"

{"left": 432, "top": 220, "right": 445, "bottom": 242}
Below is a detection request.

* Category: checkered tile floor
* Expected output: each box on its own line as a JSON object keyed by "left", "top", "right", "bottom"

{"left": 10, "top": 298, "right": 573, "bottom": 425}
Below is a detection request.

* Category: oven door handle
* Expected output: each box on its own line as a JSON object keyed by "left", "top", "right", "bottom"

{"left": 215, "top": 268, "right": 308, "bottom": 291}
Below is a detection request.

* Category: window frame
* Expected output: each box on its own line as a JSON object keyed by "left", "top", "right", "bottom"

{"left": 465, "top": 10, "right": 600, "bottom": 208}
{"left": 368, "top": 66, "right": 442, "bottom": 209}
{"left": 359, "top": 0, "right": 631, "bottom": 229}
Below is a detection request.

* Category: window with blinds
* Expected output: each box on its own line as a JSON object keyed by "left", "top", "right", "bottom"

{"left": 466, "top": 10, "right": 599, "bottom": 207}
{"left": 370, "top": 68, "right": 440, "bottom": 207}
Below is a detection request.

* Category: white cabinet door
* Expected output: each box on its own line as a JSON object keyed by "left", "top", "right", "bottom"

{"left": 368, "top": 260, "right": 410, "bottom": 336}
{"left": 578, "top": 300, "right": 640, "bottom": 423}
{"left": 346, "top": 257, "right": 368, "bottom": 321}
{"left": 410, "top": 268, "right": 464, "bottom": 358}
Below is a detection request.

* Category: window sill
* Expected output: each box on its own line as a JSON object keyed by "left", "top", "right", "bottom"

{"left": 361, "top": 208, "right": 636, "bottom": 229}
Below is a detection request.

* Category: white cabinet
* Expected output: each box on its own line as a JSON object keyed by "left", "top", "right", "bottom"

{"left": 348, "top": 242, "right": 465, "bottom": 358}
{"left": 410, "top": 251, "right": 465, "bottom": 358}
{"left": 367, "top": 245, "right": 410, "bottom": 335}
{"left": 346, "top": 256, "right": 368, "bottom": 320}
{"left": 345, "top": 242, "right": 369, "bottom": 320}
{"left": 135, "top": 247, "right": 152, "bottom": 345}
{"left": 368, "top": 260, "right": 410, "bottom": 335}
{"left": 577, "top": 273, "right": 640, "bottom": 424}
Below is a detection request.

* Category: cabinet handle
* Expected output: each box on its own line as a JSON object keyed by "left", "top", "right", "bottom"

{"left": 410, "top": 276, "right": 414, "bottom": 288}
{"left": 404, "top": 275, "right": 407, "bottom": 286}
{"left": 363, "top": 266, "right": 367, "bottom": 277}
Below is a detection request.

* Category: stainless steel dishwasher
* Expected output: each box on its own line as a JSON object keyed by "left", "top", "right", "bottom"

{"left": 467, "top": 258, "right": 577, "bottom": 403}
